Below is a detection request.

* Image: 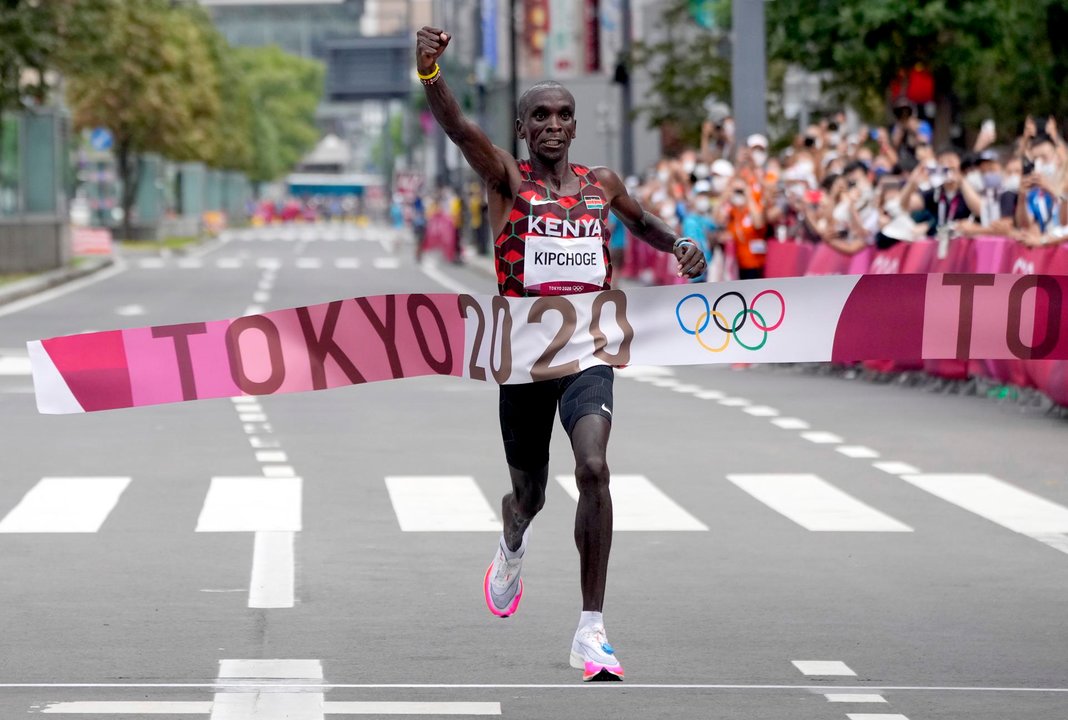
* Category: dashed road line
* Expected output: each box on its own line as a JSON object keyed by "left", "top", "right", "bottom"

{"left": 800, "top": 431, "right": 844, "bottom": 444}
{"left": 730, "top": 475, "right": 912, "bottom": 532}
{"left": 792, "top": 660, "right": 857, "bottom": 676}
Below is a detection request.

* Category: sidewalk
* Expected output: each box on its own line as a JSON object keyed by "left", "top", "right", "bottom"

{"left": 0, "top": 256, "right": 115, "bottom": 309}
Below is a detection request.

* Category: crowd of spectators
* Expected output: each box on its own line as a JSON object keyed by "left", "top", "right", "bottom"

{"left": 623, "top": 105, "right": 1068, "bottom": 284}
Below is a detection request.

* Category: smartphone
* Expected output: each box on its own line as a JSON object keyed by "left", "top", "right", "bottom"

{"left": 981, "top": 119, "right": 996, "bottom": 136}
{"left": 1022, "top": 158, "right": 1035, "bottom": 176}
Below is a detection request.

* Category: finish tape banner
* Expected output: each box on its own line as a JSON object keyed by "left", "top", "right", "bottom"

{"left": 28, "top": 273, "right": 1068, "bottom": 414}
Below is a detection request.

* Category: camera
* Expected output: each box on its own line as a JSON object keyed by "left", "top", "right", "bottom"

{"left": 1022, "top": 158, "right": 1035, "bottom": 176}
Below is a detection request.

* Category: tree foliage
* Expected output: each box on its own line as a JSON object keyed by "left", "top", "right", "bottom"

{"left": 233, "top": 45, "right": 324, "bottom": 184}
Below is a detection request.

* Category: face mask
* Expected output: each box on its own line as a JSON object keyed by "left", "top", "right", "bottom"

{"left": 982, "top": 172, "right": 1002, "bottom": 190}
{"left": 711, "top": 176, "right": 729, "bottom": 195}
{"left": 682, "top": 159, "right": 696, "bottom": 174}
{"left": 1002, "top": 174, "right": 1020, "bottom": 192}
{"left": 730, "top": 192, "right": 747, "bottom": 207}
{"left": 657, "top": 170, "right": 670, "bottom": 183}
{"left": 694, "top": 163, "right": 710, "bottom": 179}
{"left": 752, "top": 150, "right": 767, "bottom": 167}
{"left": 833, "top": 200, "right": 852, "bottom": 224}
{"left": 1036, "top": 160, "right": 1059, "bottom": 178}
{"left": 695, "top": 196, "right": 711, "bottom": 212}
{"left": 928, "top": 171, "right": 946, "bottom": 189}
{"left": 827, "top": 132, "right": 841, "bottom": 146}
{"left": 884, "top": 198, "right": 903, "bottom": 217}
{"left": 966, "top": 171, "right": 984, "bottom": 192}
{"left": 857, "top": 184, "right": 874, "bottom": 205}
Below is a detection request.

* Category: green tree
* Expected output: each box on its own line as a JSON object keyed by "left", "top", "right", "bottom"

{"left": 767, "top": 0, "right": 1005, "bottom": 144}
{"left": 64, "top": 0, "right": 223, "bottom": 238}
{"left": 630, "top": 0, "right": 730, "bottom": 150}
{"left": 233, "top": 45, "right": 324, "bottom": 183}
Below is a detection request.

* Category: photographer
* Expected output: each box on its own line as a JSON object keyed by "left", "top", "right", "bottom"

{"left": 899, "top": 149, "right": 982, "bottom": 237}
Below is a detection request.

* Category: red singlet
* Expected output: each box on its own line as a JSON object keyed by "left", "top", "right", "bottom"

{"left": 494, "top": 161, "right": 612, "bottom": 297}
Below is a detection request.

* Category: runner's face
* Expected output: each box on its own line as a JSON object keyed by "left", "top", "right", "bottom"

{"left": 520, "top": 89, "right": 576, "bottom": 161}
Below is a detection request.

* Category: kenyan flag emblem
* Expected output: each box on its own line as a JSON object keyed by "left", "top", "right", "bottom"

{"left": 584, "top": 195, "right": 604, "bottom": 209}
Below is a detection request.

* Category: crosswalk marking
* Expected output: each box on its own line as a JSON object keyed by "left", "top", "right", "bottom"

{"left": 743, "top": 405, "right": 779, "bottom": 417}
{"left": 296, "top": 257, "right": 322, "bottom": 269}
{"left": 555, "top": 474, "right": 709, "bottom": 531}
{"left": 0, "top": 356, "right": 30, "bottom": 375}
{"left": 137, "top": 258, "right": 165, "bottom": 269}
{"left": 255, "top": 450, "right": 287, "bottom": 463}
{"left": 792, "top": 660, "right": 856, "bottom": 676}
{"left": 847, "top": 715, "right": 909, "bottom": 720}
{"left": 728, "top": 474, "right": 913, "bottom": 532}
{"left": 216, "top": 258, "right": 242, "bottom": 269}
{"left": 825, "top": 694, "right": 886, "bottom": 703}
{"left": 213, "top": 659, "right": 323, "bottom": 719}
{"left": 373, "top": 257, "right": 400, "bottom": 269}
{"left": 249, "top": 531, "right": 295, "bottom": 609}
{"left": 196, "top": 477, "right": 302, "bottom": 532}
{"left": 901, "top": 474, "right": 1068, "bottom": 534}
{"left": 335, "top": 258, "right": 361, "bottom": 269}
{"left": 0, "top": 477, "right": 131, "bottom": 533}
{"left": 385, "top": 476, "right": 500, "bottom": 532}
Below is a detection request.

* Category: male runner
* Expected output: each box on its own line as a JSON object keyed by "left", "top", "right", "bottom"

{"left": 417, "top": 26, "right": 705, "bottom": 682}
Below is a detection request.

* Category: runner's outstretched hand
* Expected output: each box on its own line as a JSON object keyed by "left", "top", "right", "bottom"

{"left": 674, "top": 240, "right": 706, "bottom": 278}
{"left": 416, "top": 26, "right": 450, "bottom": 74}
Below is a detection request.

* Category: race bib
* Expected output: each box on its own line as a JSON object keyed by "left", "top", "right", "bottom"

{"left": 749, "top": 239, "right": 767, "bottom": 255}
{"left": 524, "top": 236, "right": 606, "bottom": 295}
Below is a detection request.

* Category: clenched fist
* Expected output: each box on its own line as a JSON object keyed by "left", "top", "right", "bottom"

{"left": 416, "top": 26, "right": 450, "bottom": 75}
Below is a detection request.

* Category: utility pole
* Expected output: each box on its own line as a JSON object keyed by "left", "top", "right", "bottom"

{"left": 509, "top": 0, "right": 519, "bottom": 158}
{"left": 618, "top": 0, "right": 633, "bottom": 177}
{"left": 730, "top": 0, "right": 767, "bottom": 143}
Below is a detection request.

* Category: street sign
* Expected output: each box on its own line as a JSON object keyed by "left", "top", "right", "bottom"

{"left": 89, "top": 127, "right": 113, "bottom": 152}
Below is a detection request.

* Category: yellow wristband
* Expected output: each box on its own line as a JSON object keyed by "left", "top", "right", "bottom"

{"left": 417, "top": 63, "right": 440, "bottom": 80}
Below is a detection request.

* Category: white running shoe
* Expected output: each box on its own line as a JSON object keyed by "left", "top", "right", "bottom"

{"left": 483, "top": 528, "right": 528, "bottom": 618}
{"left": 570, "top": 624, "right": 624, "bottom": 681}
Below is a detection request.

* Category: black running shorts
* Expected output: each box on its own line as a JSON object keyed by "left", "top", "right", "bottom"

{"left": 498, "top": 365, "right": 614, "bottom": 472}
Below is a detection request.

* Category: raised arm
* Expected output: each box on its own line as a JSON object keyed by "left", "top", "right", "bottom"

{"left": 417, "top": 27, "right": 517, "bottom": 197}
{"left": 593, "top": 167, "right": 705, "bottom": 278}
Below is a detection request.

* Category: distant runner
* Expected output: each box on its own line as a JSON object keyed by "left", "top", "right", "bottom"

{"left": 417, "top": 26, "right": 705, "bottom": 682}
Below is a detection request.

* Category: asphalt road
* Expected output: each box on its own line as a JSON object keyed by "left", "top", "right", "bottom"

{"left": 0, "top": 223, "right": 1065, "bottom": 719}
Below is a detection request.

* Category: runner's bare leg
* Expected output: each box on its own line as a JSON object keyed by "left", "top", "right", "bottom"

{"left": 570, "top": 415, "right": 613, "bottom": 611}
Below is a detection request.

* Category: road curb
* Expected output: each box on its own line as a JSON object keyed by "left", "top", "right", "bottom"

{"left": 0, "top": 256, "right": 116, "bottom": 309}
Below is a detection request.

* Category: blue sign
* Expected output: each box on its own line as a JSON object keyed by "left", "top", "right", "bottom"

{"left": 481, "top": 0, "right": 498, "bottom": 71}
{"left": 89, "top": 127, "right": 113, "bottom": 152}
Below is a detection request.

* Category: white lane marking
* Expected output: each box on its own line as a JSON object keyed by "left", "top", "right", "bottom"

{"left": 901, "top": 474, "right": 1068, "bottom": 534}
{"left": 373, "top": 257, "right": 400, "bottom": 269}
{"left": 255, "top": 450, "right": 288, "bottom": 463}
{"left": 847, "top": 715, "right": 909, "bottom": 720}
{"left": 1029, "top": 533, "right": 1068, "bottom": 556}
{"left": 671, "top": 384, "right": 702, "bottom": 393}
{"left": 0, "top": 356, "right": 31, "bottom": 375}
{"left": 695, "top": 390, "right": 725, "bottom": 400}
{"left": 793, "top": 660, "right": 857, "bottom": 676}
{"left": 718, "top": 397, "right": 750, "bottom": 407}
{"left": 256, "top": 258, "right": 282, "bottom": 270}
{"left": 249, "top": 437, "right": 280, "bottom": 448}
{"left": 138, "top": 258, "right": 165, "bottom": 269}
{"left": 177, "top": 258, "right": 203, "bottom": 269}
{"left": 728, "top": 474, "right": 913, "bottom": 532}
{"left": 873, "top": 461, "right": 921, "bottom": 476}
{"left": 385, "top": 476, "right": 499, "bottom": 532}
{"left": 743, "top": 405, "right": 779, "bottom": 417}
{"left": 837, "top": 446, "right": 881, "bottom": 459}
{"left": 825, "top": 694, "right": 887, "bottom": 703}
{"left": 335, "top": 258, "right": 361, "bottom": 269}
{"left": 0, "top": 260, "right": 126, "bottom": 318}
{"left": 243, "top": 305, "right": 264, "bottom": 316}
{"left": 213, "top": 659, "right": 323, "bottom": 720}
{"left": 244, "top": 423, "right": 272, "bottom": 434}
{"left": 0, "top": 477, "right": 131, "bottom": 533}
{"left": 115, "top": 304, "right": 145, "bottom": 316}
{"left": 239, "top": 413, "right": 267, "bottom": 422}
{"left": 421, "top": 259, "right": 475, "bottom": 293}
{"left": 771, "top": 417, "right": 810, "bottom": 430}
{"left": 249, "top": 531, "right": 295, "bottom": 608}
{"left": 296, "top": 257, "right": 322, "bottom": 269}
{"left": 235, "top": 404, "right": 262, "bottom": 413}
{"left": 649, "top": 377, "right": 680, "bottom": 388}
{"left": 555, "top": 474, "right": 708, "bottom": 531}
{"left": 196, "top": 477, "right": 302, "bottom": 532}
{"left": 215, "top": 258, "right": 242, "bottom": 269}
{"left": 257, "top": 280, "right": 274, "bottom": 291}
{"left": 323, "top": 702, "right": 501, "bottom": 715}
{"left": 252, "top": 291, "right": 270, "bottom": 303}
{"left": 263, "top": 466, "right": 297, "bottom": 478}
{"left": 41, "top": 701, "right": 211, "bottom": 713}
{"left": 16, "top": 682, "right": 1068, "bottom": 692}
{"left": 801, "top": 431, "right": 843, "bottom": 444}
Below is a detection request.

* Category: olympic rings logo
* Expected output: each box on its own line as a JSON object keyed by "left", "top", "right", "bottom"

{"left": 674, "top": 289, "right": 786, "bottom": 352}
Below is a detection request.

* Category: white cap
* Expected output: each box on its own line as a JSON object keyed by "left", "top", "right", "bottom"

{"left": 692, "top": 180, "right": 712, "bottom": 194}
{"left": 881, "top": 215, "right": 918, "bottom": 242}
{"left": 746, "top": 133, "right": 768, "bottom": 149}
{"left": 711, "top": 159, "right": 735, "bottom": 177}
